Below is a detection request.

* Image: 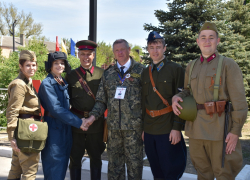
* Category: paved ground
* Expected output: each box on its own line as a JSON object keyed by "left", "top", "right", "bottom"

{"left": 0, "top": 156, "right": 108, "bottom": 180}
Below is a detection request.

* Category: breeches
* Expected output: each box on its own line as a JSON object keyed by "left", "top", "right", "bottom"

{"left": 107, "top": 130, "right": 143, "bottom": 180}
{"left": 8, "top": 150, "right": 39, "bottom": 180}
{"left": 69, "top": 132, "right": 105, "bottom": 169}
{"left": 189, "top": 138, "right": 242, "bottom": 180}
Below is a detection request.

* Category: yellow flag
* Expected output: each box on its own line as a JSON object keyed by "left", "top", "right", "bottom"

{"left": 61, "top": 39, "right": 68, "bottom": 56}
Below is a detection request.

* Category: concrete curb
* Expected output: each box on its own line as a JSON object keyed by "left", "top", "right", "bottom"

{"left": 0, "top": 147, "right": 249, "bottom": 180}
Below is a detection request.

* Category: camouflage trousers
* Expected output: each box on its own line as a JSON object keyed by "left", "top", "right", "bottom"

{"left": 107, "top": 130, "right": 143, "bottom": 180}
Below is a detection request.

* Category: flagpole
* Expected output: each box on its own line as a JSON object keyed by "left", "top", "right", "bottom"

{"left": 89, "top": 0, "right": 97, "bottom": 66}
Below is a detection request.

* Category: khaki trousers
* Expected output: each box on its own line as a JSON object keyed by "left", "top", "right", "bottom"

{"left": 8, "top": 150, "right": 39, "bottom": 180}
{"left": 189, "top": 138, "right": 242, "bottom": 180}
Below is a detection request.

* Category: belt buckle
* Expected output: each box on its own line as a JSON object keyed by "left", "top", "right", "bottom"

{"left": 84, "top": 111, "right": 89, "bottom": 118}
{"left": 87, "top": 91, "right": 92, "bottom": 96}
{"left": 149, "top": 111, "right": 155, "bottom": 117}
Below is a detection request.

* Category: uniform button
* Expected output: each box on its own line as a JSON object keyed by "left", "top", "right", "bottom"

{"left": 164, "top": 81, "right": 166, "bottom": 83}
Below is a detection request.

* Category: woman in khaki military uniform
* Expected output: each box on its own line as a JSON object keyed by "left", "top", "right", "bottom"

{"left": 6, "top": 50, "right": 41, "bottom": 180}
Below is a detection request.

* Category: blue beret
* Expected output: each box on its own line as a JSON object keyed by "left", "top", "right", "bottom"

{"left": 147, "top": 31, "right": 163, "bottom": 43}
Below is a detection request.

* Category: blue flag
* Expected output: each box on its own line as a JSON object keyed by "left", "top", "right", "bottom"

{"left": 70, "top": 39, "right": 76, "bottom": 56}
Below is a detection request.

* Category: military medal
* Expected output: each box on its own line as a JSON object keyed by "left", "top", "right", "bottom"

{"left": 125, "top": 74, "right": 130, "bottom": 78}
{"left": 129, "top": 77, "right": 134, "bottom": 82}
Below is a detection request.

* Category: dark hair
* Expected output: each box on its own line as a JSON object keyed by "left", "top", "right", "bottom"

{"left": 147, "top": 39, "right": 166, "bottom": 47}
{"left": 19, "top": 59, "right": 27, "bottom": 66}
{"left": 113, "top": 39, "right": 130, "bottom": 49}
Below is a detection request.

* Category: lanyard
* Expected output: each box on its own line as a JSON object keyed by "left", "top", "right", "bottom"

{"left": 118, "top": 73, "right": 126, "bottom": 84}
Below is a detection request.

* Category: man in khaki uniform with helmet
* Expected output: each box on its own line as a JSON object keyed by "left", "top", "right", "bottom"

{"left": 172, "top": 22, "right": 248, "bottom": 180}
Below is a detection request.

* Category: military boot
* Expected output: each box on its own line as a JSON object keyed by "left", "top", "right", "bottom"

{"left": 70, "top": 168, "right": 81, "bottom": 180}
{"left": 90, "top": 167, "right": 101, "bottom": 180}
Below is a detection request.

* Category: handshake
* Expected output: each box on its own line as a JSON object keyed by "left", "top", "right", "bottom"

{"left": 80, "top": 115, "right": 96, "bottom": 131}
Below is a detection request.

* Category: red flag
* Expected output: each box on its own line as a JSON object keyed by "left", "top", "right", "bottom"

{"left": 56, "top": 36, "right": 60, "bottom": 51}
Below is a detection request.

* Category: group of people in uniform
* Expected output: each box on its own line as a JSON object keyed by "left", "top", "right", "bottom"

{"left": 6, "top": 21, "right": 247, "bottom": 180}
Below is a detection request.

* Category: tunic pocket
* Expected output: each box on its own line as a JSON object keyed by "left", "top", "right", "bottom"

{"left": 157, "top": 79, "right": 172, "bottom": 97}
{"left": 190, "top": 73, "right": 198, "bottom": 89}
{"left": 142, "top": 80, "right": 150, "bottom": 96}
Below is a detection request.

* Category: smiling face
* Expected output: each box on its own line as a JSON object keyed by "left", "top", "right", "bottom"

{"left": 19, "top": 60, "right": 37, "bottom": 78}
{"left": 197, "top": 30, "right": 220, "bottom": 58}
{"left": 147, "top": 41, "right": 166, "bottom": 64}
{"left": 51, "top": 59, "right": 65, "bottom": 77}
{"left": 78, "top": 50, "right": 95, "bottom": 69}
{"left": 113, "top": 42, "right": 131, "bottom": 66}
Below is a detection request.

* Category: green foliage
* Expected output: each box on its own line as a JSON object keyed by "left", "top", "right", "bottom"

{"left": 144, "top": 0, "right": 250, "bottom": 108}
{"left": 0, "top": 2, "right": 43, "bottom": 38}
{"left": 131, "top": 45, "right": 143, "bottom": 62}
{"left": 96, "top": 41, "right": 114, "bottom": 67}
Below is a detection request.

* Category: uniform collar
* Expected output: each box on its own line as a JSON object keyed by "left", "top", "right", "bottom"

{"left": 17, "top": 71, "right": 31, "bottom": 85}
{"left": 80, "top": 65, "right": 95, "bottom": 76}
{"left": 200, "top": 51, "right": 217, "bottom": 63}
{"left": 150, "top": 56, "right": 166, "bottom": 72}
{"left": 117, "top": 58, "right": 131, "bottom": 73}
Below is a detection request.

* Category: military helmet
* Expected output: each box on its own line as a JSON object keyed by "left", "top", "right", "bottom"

{"left": 178, "top": 95, "right": 197, "bottom": 122}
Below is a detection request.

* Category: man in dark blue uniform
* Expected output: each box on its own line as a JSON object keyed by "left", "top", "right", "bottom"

{"left": 141, "top": 32, "right": 187, "bottom": 180}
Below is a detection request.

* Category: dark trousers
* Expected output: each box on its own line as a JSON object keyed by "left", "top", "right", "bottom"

{"left": 69, "top": 132, "right": 106, "bottom": 170}
{"left": 144, "top": 132, "right": 187, "bottom": 180}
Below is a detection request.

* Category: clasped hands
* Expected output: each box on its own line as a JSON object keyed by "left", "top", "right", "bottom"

{"left": 80, "top": 115, "right": 96, "bottom": 131}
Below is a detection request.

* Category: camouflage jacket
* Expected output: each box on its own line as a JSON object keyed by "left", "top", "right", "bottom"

{"left": 89, "top": 58, "right": 145, "bottom": 131}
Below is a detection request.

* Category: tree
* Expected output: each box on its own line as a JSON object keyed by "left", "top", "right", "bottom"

{"left": 144, "top": 0, "right": 250, "bottom": 107}
{"left": 0, "top": 2, "right": 43, "bottom": 38}
{"left": 131, "top": 45, "right": 143, "bottom": 63}
{"left": 96, "top": 41, "right": 114, "bottom": 67}
{"left": 144, "top": 0, "right": 224, "bottom": 66}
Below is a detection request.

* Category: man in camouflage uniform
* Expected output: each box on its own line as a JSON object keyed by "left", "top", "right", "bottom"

{"left": 172, "top": 22, "right": 248, "bottom": 180}
{"left": 83, "top": 39, "right": 145, "bottom": 180}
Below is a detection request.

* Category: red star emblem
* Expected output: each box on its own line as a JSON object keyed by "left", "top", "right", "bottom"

{"left": 207, "top": 26, "right": 210, "bottom": 29}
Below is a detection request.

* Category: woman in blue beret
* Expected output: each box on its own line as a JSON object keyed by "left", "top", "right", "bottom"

{"left": 38, "top": 52, "right": 85, "bottom": 180}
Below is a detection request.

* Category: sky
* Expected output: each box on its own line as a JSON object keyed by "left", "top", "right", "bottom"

{"left": 5, "top": 0, "right": 169, "bottom": 48}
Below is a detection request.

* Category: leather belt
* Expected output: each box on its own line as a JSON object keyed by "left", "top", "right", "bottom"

{"left": 146, "top": 106, "right": 173, "bottom": 118}
{"left": 44, "top": 111, "right": 55, "bottom": 118}
{"left": 71, "top": 107, "right": 89, "bottom": 118}
{"left": 18, "top": 114, "right": 41, "bottom": 120}
{"left": 197, "top": 104, "right": 205, "bottom": 110}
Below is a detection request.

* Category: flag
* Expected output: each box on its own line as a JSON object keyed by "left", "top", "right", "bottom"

{"left": 61, "top": 38, "right": 67, "bottom": 55}
{"left": 70, "top": 39, "right": 76, "bottom": 57}
{"left": 56, "top": 36, "right": 60, "bottom": 51}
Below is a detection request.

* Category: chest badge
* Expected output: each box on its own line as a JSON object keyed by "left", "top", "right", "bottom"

{"left": 125, "top": 74, "right": 130, "bottom": 78}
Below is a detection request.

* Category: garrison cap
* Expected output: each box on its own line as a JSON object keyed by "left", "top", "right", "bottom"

{"left": 19, "top": 50, "right": 37, "bottom": 62}
{"left": 199, "top": 22, "right": 218, "bottom": 33}
{"left": 45, "top": 51, "right": 71, "bottom": 73}
{"left": 147, "top": 31, "right": 163, "bottom": 43}
{"left": 76, "top": 40, "right": 97, "bottom": 50}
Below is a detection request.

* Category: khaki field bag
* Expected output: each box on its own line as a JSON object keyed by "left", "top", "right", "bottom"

{"left": 16, "top": 119, "right": 48, "bottom": 153}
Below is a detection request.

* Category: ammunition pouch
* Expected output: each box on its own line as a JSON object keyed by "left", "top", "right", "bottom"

{"left": 216, "top": 101, "right": 226, "bottom": 117}
{"left": 204, "top": 100, "right": 227, "bottom": 117}
{"left": 16, "top": 119, "right": 48, "bottom": 153}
